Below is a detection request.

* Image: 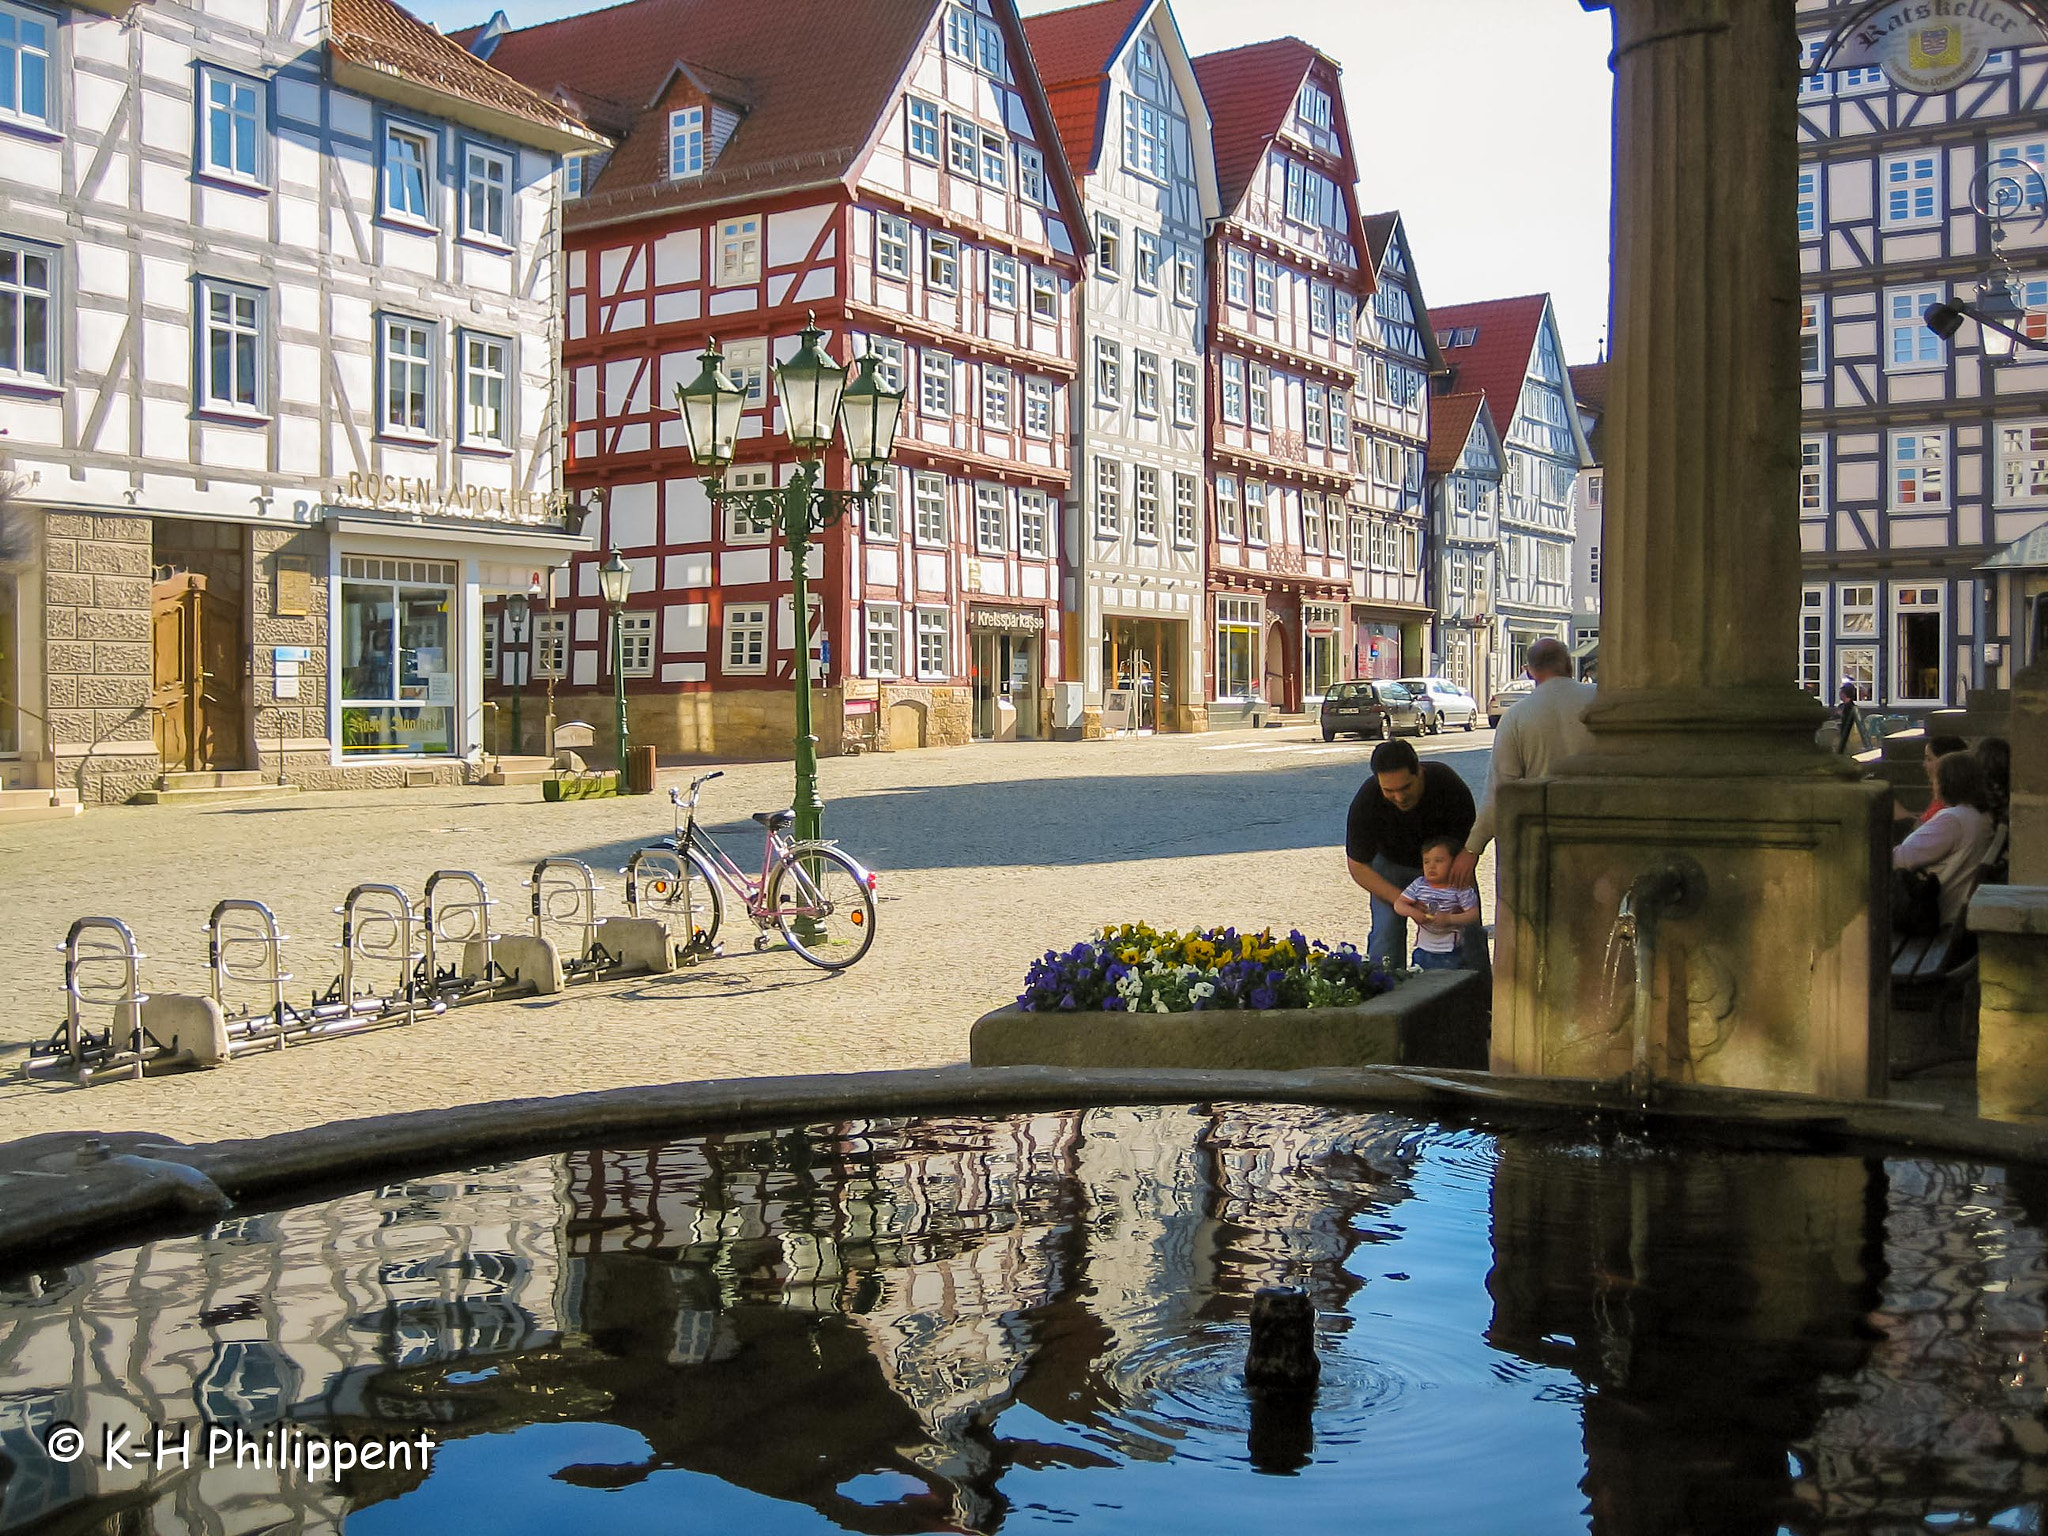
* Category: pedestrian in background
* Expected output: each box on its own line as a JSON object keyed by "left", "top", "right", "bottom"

{"left": 1836, "top": 680, "right": 1870, "bottom": 755}
{"left": 1451, "top": 638, "right": 1594, "bottom": 892}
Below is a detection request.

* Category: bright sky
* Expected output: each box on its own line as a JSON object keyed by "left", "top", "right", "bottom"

{"left": 412, "top": 0, "right": 1617, "bottom": 362}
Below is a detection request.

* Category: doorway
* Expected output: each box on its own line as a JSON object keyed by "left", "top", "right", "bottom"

{"left": 1263, "top": 618, "right": 1290, "bottom": 711}
{"left": 151, "top": 572, "right": 247, "bottom": 772}
{"left": 970, "top": 628, "right": 1040, "bottom": 740}
{"left": 1104, "top": 617, "right": 1183, "bottom": 732}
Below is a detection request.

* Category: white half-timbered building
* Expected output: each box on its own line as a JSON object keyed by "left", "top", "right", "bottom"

{"left": 1023, "top": 0, "right": 1219, "bottom": 736}
{"left": 1426, "top": 391, "right": 1505, "bottom": 703}
{"left": 0, "top": 0, "right": 599, "bottom": 805}
{"left": 476, "top": 0, "right": 1087, "bottom": 757}
{"left": 1796, "top": 0, "right": 2048, "bottom": 707}
{"left": 1355, "top": 212, "right": 1442, "bottom": 679}
{"left": 1567, "top": 360, "right": 1606, "bottom": 669}
{"left": 1193, "top": 37, "right": 1374, "bottom": 722}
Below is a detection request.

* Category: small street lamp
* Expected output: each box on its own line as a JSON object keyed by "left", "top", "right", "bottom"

{"left": 1926, "top": 156, "right": 2048, "bottom": 360}
{"left": 674, "top": 316, "right": 904, "bottom": 844}
{"left": 598, "top": 547, "right": 633, "bottom": 779}
{"left": 505, "top": 580, "right": 536, "bottom": 754}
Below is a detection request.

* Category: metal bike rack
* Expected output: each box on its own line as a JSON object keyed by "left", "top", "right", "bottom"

{"left": 207, "top": 899, "right": 305, "bottom": 1055}
{"left": 28, "top": 917, "right": 156, "bottom": 1080}
{"left": 420, "top": 870, "right": 516, "bottom": 1003}
{"left": 622, "top": 847, "right": 718, "bottom": 962}
{"left": 530, "top": 857, "right": 616, "bottom": 982}
{"left": 311, "top": 883, "right": 441, "bottom": 1030}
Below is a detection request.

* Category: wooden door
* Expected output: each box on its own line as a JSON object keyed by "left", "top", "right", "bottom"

{"left": 152, "top": 574, "right": 245, "bottom": 772}
{"left": 1263, "top": 619, "right": 1290, "bottom": 711}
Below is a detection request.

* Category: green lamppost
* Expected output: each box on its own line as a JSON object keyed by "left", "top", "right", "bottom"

{"left": 505, "top": 578, "right": 537, "bottom": 753}
{"left": 598, "top": 547, "right": 633, "bottom": 780}
{"left": 674, "top": 317, "right": 904, "bottom": 844}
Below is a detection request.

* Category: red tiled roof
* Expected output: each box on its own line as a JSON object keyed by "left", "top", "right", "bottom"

{"left": 1022, "top": 0, "right": 1147, "bottom": 172}
{"left": 1191, "top": 36, "right": 1316, "bottom": 214}
{"left": 328, "top": 0, "right": 601, "bottom": 147}
{"left": 1430, "top": 293, "right": 1551, "bottom": 441}
{"left": 1427, "top": 391, "right": 1490, "bottom": 477}
{"left": 1568, "top": 360, "right": 1607, "bottom": 414}
{"left": 479, "top": 0, "right": 941, "bottom": 215}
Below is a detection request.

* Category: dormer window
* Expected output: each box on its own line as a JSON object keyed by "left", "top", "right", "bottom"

{"left": 669, "top": 106, "right": 704, "bottom": 179}
{"left": 1297, "top": 82, "right": 1331, "bottom": 131}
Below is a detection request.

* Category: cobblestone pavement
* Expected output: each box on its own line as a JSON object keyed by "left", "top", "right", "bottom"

{"left": 0, "top": 725, "right": 1495, "bottom": 1145}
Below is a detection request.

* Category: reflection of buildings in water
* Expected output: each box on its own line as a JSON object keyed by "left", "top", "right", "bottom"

{"left": 0, "top": 1162, "right": 568, "bottom": 1535}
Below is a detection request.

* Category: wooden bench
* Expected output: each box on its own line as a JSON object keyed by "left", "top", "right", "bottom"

{"left": 1888, "top": 825, "right": 2008, "bottom": 1073}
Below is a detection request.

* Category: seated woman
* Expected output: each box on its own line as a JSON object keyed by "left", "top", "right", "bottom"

{"left": 1893, "top": 751, "right": 1998, "bottom": 929}
{"left": 1896, "top": 734, "right": 1967, "bottom": 829}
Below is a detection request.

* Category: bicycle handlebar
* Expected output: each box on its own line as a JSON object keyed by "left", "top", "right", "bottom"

{"left": 671, "top": 769, "right": 725, "bottom": 815}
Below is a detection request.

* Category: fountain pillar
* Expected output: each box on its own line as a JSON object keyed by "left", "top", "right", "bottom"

{"left": 1493, "top": 0, "right": 1892, "bottom": 1097}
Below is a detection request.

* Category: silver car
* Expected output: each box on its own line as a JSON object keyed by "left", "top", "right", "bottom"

{"left": 1396, "top": 676, "right": 1480, "bottom": 732}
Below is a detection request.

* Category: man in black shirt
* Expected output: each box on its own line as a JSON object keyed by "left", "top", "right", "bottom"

{"left": 1346, "top": 738, "right": 1479, "bottom": 968}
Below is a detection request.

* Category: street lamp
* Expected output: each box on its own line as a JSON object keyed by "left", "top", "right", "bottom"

{"left": 505, "top": 581, "right": 535, "bottom": 754}
{"left": 598, "top": 547, "right": 632, "bottom": 779}
{"left": 674, "top": 314, "right": 904, "bottom": 845}
{"left": 1926, "top": 155, "right": 2048, "bottom": 360}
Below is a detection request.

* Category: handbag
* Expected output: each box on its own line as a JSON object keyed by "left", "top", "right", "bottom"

{"left": 1891, "top": 866, "right": 1942, "bottom": 937}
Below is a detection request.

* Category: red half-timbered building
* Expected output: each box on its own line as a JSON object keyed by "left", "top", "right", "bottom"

{"left": 1191, "top": 39, "right": 1374, "bottom": 724}
{"left": 473, "top": 0, "right": 1086, "bottom": 755}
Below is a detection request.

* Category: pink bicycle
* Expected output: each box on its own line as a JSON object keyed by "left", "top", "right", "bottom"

{"left": 642, "top": 771, "right": 879, "bottom": 971}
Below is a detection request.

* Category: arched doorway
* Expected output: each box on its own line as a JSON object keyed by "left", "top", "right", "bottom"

{"left": 1263, "top": 618, "right": 1290, "bottom": 712}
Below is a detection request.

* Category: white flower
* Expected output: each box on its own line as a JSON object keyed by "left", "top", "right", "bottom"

{"left": 1191, "top": 981, "right": 1215, "bottom": 999}
{"left": 1153, "top": 997, "right": 1170, "bottom": 1013}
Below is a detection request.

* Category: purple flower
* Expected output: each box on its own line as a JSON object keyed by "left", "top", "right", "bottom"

{"left": 1248, "top": 984, "right": 1277, "bottom": 1010}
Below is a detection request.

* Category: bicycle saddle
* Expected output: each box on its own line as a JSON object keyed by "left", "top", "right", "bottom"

{"left": 751, "top": 809, "right": 796, "bottom": 830}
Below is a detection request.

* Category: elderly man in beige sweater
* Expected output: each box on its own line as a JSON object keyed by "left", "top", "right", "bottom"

{"left": 1449, "top": 638, "right": 1595, "bottom": 891}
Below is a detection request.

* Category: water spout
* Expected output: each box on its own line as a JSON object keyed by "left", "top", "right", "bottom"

{"left": 1244, "top": 1286, "right": 1318, "bottom": 1474}
{"left": 1614, "top": 856, "right": 1707, "bottom": 1108}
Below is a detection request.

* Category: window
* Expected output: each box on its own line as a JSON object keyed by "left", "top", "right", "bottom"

{"left": 914, "top": 471, "right": 947, "bottom": 544}
{"left": 1304, "top": 383, "right": 1325, "bottom": 447}
{"left": 724, "top": 603, "right": 769, "bottom": 674}
{"left": 1800, "top": 436, "right": 1826, "bottom": 515}
{"left": 1800, "top": 296, "right": 1825, "bottom": 379}
{"left": 200, "top": 67, "right": 264, "bottom": 184}
{"left": 1135, "top": 36, "right": 1160, "bottom": 87}
{"left": 1134, "top": 231, "right": 1161, "bottom": 291}
{"left": 1248, "top": 364, "right": 1269, "bottom": 430}
{"left": 718, "top": 217, "right": 760, "bottom": 285}
{"left": 1301, "top": 498, "right": 1321, "bottom": 552}
{"left": 916, "top": 608, "right": 949, "bottom": 678}
{"left": 1133, "top": 350, "right": 1159, "bottom": 417}
{"left": 1125, "top": 99, "right": 1168, "bottom": 180}
{"left": 668, "top": 106, "right": 704, "bottom": 178}
{"left": 1799, "top": 587, "right": 1824, "bottom": 696}
{"left": 1334, "top": 293, "right": 1352, "bottom": 343}
{"left": 1886, "top": 286, "right": 1943, "bottom": 370}
{"left": 945, "top": 3, "right": 975, "bottom": 60}
{"left": 1134, "top": 465, "right": 1159, "bottom": 541}
{"left": 974, "top": 482, "right": 1006, "bottom": 553}
{"left": 1253, "top": 257, "right": 1277, "bottom": 315}
{"left": 1215, "top": 474, "right": 1239, "bottom": 539}
{"left": 198, "top": 279, "right": 264, "bottom": 415}
{"left": 1330, "top": 391, "right": 1348, "bottom": 453}
{"left": 337, "top": 558, "right": 459, "bottom": 756}
{"left": 617, "top": 612, "right": 655, "bottom": 677}
{"left": 926, "top": 232, "right": 958, "bottom": 292}
{"left": 982, "top": 365, "right": 1011, "bottom": 430}
{"left": 1221, "top": 356, "right": 1246, "bottom": 423}
{"left": 564, "top": 153, "right": 590, "bottom": 198}
{"left": 1226, "top": 246, "right": 1249, "bottom": 307}
{"left": 379, "top": 316, "right": 432, "bottom": 435}
{"left": 1023, "top": 376, "right": 1052, "bottom": 438}
{"left": 1840, "top": 582, "right": 1877, "bottom": 639}
{"left": 1297, "top": 82, "right": 1331, "bottom": 130}
{"left": 1890, "top": 429, "right": 1946, "bottom": 508}
{"left": 482, "top": 615, "right": 498, "bottom": 682}
{"left": 866, "top": 603, "right": 901, "bottom": 677}
{"left": 980, "top": 130, "right": 1007, "bottom": 188}
{"left": 989, "top": 252, "right": 1018, "bottom": 309}
{"left": 1998, "top": 420, "right": 2048, "bottom": 505}
{"left": 866, "top": 469, "right": 900, "bottom": 539}
{"left": 1173, "top": 360, "right": 1197, "bottom": 426}
{"left": 721, "top": 464, "right": 772, "bottom": 541}
{"left": 876, "top": 214, "right": 910, "bottom": 278}
{"left": 723, "top": 338, "right": 767, "bottom": 404}
{"left": 460, "top": 332, "right": 509, "bottom": 448}
{"left": 1172, "top": 473, "right": 1196, "bottom": 547}
{"left": 1017, "top": 145, "right": 1046, "bottom": 204}
{"left": 1356, "top": 519, "right": 1372, "bottom": 569}
{"left": 1882, "top": 152, "right": 1940, "bottom": 229}
{"left": 1798, "top": 37, "right": 1830, "bottom": 100}
{"left": 1175, "top": 251, "right": 1196, "bottom": 305}
{"left": 0, "top": 1, "right": 51, "bottom": 127}
{"left": 1019, "top": 490, "right": 1047, "bottom": 557}
{"left": 536, "top": 613, "right": 567, "bottom": 679}
{"left": 1095, "top": 338, "right": 1121, "bottom": 406}
{"left": 1309, "top": 282, "right": 1331, "bottom": 335}
{"left": 1990, "top": 136, "right": 2048, "bottom": 214}
{"left": 1030, "top": 266, "right": 1058, "bottom": 320}
{"left": 462, "top": 143, "right": 511, "bottom": 242}
{"left": 920, "top": 349, "right": 952, "bottom": 415}
{"left": 1216, "top": 597, "right": 1260, "bottom": 699}
{"left": 870, "top": 336, "right": 905, "bottom": 393}
{"left": 1096, "top": 214, "right": 1122, "bottom": 277}
{"left": 1245, "top": 480, "right": 1268, "bottom": 543}
{"left": 382, "top": 122, "right": 434, "bottom": 223}
{"left": 906, "top": 97, "right": 940, "bottom": 161}
{"left": 1094, "top": 457, "right": 1121, "bottom": 536}
{"left": 0, "top": 236, "right": 54, "bottom": 384}
{"left": 948, "top": 115, "right": 978, "bottom": 176}
{"left": 1797, "top": 167, "right": 1820, "bottom": 240}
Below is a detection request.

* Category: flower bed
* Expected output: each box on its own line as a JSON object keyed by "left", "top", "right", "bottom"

{"left": 1018, "top": 924, "right": 1404, "bottom": 1015}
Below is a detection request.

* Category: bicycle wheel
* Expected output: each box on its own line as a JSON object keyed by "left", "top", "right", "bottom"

{"left": 766, "top": 845, "right": 876, "bottom": 970}
{"left": 655, "top": 846, "right": 724, "bottom": 949}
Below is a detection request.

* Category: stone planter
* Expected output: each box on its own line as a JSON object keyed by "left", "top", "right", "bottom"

{"left": 970, "top": 969, "right": 1487, "bottom": 1073}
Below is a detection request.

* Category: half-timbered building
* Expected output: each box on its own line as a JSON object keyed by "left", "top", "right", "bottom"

{"left": 475, "top": 0, "right": 1087, "bottom": 757}
{"left": 1796, "top": 1, "right": 2048, "bottom": 707}
{"left": 1568, "top": 359, "right": 1606, "bottom": 670}
{"left": 1192, "top": 38, "right": 1374, "bottom": 722}
{"left": 1431, "top": 294, "right": 1588, "bottom": 700}
{"left": 1426, "top": 391, "right": 1504, "bottom": 702}
{"left": 1354, "top": 212, "right": 1442, "bottom": 679}
{"left": 0, "top": 0, "right": 598, "bottom": 807}
{"left": 1023, "top": 0, "right": 1218, "bottom": 737}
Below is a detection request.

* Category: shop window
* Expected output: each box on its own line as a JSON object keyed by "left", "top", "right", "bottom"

{"left": 338, "top": 557, "right": 458, "bottom": 756}
{"left": 1216, "top": 596, "right": 1260, "bottom": 700}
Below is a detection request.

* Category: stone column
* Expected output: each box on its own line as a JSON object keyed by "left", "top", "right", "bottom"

{"left": 1582, "top": 0, "right": 1832, "bottom": 772}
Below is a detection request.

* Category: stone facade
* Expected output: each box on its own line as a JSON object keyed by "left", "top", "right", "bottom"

{"left": 40, "top": 514, "right": 159, "bottom": 806}
{"left": 517, "top": 681, "right": 982, "bottom": 763}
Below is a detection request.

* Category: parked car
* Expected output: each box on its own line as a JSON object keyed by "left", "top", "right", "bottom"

{"left": 1321, "top": 680, "right": 1433, "bottom": 741}
{"left": 1397, "top": 676, "right": 1480, "bottom": 732}
{"left": 1488, "top": 677, "right": 1535, "bottom": 727}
